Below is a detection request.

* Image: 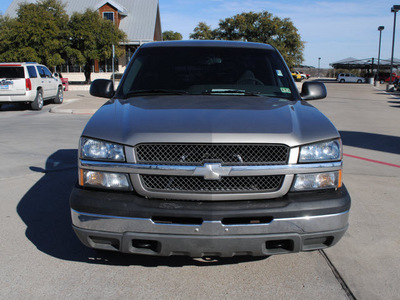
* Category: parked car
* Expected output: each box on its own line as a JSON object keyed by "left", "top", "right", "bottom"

{"left": 337, "top": 73, "right": 365, "bottom": 83}
{"left": 70, "top": 41, "right": 350, "bottom": 257}
{"left": 53, "top": 72, "right": 69, "bottom": 91}
{"left": 378, "top": 72, "right": 400, "bottom": 84}
{"left": 291, "top": 71, "right": 303, "bottom": 82}
{"left": 0, "top": 62, "right": 63, "bottom": 110}
{"left": 294, "top": 71, "right": 307, "bottom": 80}
{"left": 300, "top": 71, "right": 311, "bottom": 79}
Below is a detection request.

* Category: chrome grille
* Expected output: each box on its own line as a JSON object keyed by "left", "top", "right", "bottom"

{"left": 135, "top": 144, "right": 289, "bottom": 165}
{"left": 140, "top": 175, "right": 284, "bottom": 193}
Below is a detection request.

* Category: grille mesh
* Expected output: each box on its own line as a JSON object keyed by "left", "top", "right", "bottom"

{"left": 135, "top": 144, "right": 289, "bottom": 165}
{"left": 141, "top": 175, "right": 284, "bottom": 193}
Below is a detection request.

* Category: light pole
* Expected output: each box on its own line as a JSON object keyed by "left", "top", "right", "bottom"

{"left": 318, "top": 57, "right": 321, "bottom": 78}
{"left": 389, "top": 5, "right": 400, "bottom": 84}
{"left": 377, "top": 26, "right": 384, "bottom": 83}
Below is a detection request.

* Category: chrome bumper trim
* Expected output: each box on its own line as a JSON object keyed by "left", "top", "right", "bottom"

{"left": 79, "top": 160, "right": 342, "bottom": 176}
{"left": 71, "top": 209, "right": 349, "bottom": 236}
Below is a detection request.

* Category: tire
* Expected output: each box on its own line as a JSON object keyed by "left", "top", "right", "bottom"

{"left": 380, "top": 80, "right": 385, "bottom": 84}
{"left": 357, "top": 79, "right": 362, "bottom": 83}
{"left": 339, "top": 79, "right": 345, "bottom": 83}
{"left": 31, "top": 90, "right": 43, "bottom": 111}
{"left": 54, "top": 86, "right": 63, "bottom": 104}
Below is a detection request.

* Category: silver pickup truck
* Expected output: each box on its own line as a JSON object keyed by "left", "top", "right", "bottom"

{"left": 70, "top": 41, "right": 350, "bottom": 257}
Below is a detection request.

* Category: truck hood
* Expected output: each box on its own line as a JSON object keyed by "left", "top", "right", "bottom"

{"left": 82, "top": 95, "right": 339, "bottom": 147}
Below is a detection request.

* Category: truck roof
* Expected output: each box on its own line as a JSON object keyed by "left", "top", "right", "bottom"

{"left": 141, "top": 40, "right": 276, "bottom": 51}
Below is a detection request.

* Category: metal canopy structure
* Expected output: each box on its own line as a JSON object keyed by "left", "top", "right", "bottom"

{"left": 330, "top": 57, "right": 400, "bottom": 70}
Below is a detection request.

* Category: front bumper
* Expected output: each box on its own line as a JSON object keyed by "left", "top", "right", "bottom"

{"left": 70, "top": 185, "right": 350, "bottom": 257}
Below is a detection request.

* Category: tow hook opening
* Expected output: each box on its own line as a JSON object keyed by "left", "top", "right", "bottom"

{"left": 303, "top": 236, "right": 334, "bottom": 250}
{"left": 266, "top": 239, "right": 294, "bottom": 252}
{"left": 89, "top": 236, "right": 120, "bottom": 251}
{"left": 132, "top": 239, "right": 161, "bottom": 253}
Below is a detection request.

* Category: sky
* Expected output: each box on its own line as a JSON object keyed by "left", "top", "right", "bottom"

{"left": 1, "top": 0, "right": 400, "bottom": 68}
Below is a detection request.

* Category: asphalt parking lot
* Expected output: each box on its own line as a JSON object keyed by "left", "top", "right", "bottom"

{"left": 0, "top": 81, "right": 399, "bottom": 299}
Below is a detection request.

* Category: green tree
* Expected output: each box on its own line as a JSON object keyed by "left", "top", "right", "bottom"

{"left": 162, "top": 30, "right": 182, "bottom": 40}
{"left": 191, "top": 12, "right": 304, "bottom": 67}
{"left": 68, "top": 9, "right": 126, "bottom": 83}
{"left": 189, "top": 22, "right": 216, "bottom": 40}
{"left": 0, "top": 0, "right": 69, "bottom": 68}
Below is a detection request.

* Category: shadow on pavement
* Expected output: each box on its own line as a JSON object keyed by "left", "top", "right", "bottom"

{"left": 311, "top": 78, "right": 338, "bottom": 83}
{"left": 0, "top": 103, "right": 31, "bottom": 111}
{"left": 340, "top": 131, "right": 400, "bottom": 155}
{"left": 0, "top": 102, "right": 52, "bottom": 111}
{"left": 17, "top": 149, "right": 267, "bottom": 267}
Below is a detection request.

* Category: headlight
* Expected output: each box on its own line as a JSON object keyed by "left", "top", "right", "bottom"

{"left": 80, "top": 170, "right": 131, "bottom": 191}
{"left": 299, "top": 139, "right": 341, "bottom": 162}
{"left": 81, "top": 138, "right": 125, "bottom": 161}
{"left": 291, "top": 171, "right": 342, "bottom": 192}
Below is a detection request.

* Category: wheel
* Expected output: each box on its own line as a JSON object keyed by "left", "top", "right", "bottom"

{"left": 357, "top": 79, "right": 362, "bottom": 83}
{"left": 54, "top": 86, "right": 63, "bottom": 104}
{"left": 31, "top": 90, "right": 43, "bottom": 110}
{"left": 339, "top": 79, "right": 345, "bottom": 83}
{"left": 380, "top": 80, "right": 385, "bottom": 84}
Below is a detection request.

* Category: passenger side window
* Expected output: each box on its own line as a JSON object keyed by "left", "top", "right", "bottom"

{"left": 43, "top": 67, "right": 53, "bottom": 78}
{"left": 27, "top": 66, "right": 38, "bottom": 78}
{"left": 38, "top": 67, "right": 46, "bottom": 78}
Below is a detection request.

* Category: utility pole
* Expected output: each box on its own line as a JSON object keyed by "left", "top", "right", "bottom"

{"left": 377, "top": 26, "right": 384, "bottom": 84}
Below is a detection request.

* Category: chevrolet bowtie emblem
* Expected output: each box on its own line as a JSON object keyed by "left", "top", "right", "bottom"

{"left": 193, "top": 163, "right": 232, "bottom": 180}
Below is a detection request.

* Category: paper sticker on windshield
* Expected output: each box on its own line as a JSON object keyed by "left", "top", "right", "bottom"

{"left": 276, "top": 70, "right": 283, "bottom": 77}
{"left": 280, "top": 87, "right": 291, "bottom": 94}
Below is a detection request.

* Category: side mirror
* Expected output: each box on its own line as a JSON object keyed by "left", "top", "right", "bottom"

{"left": 301, "top": 81, "right": 327, "bottom": 100}
{"left": 90, "top": 79, "right": 115, "bottom": 98}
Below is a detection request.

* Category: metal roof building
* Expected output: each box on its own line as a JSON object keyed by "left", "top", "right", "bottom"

{"left": 330, "top": 57, "right": 400, "bottom": 70}
{"left": 5, "top": 0, "right": 162, "bottom": 45}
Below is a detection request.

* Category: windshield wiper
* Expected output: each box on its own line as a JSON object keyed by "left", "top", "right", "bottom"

{"left": 202, "top": 89, "right": 262, "bottom": 96}
{"left": 125, "top": 89, "right": 189, "bottom": 97}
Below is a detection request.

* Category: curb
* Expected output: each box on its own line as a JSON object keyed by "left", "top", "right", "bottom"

{"left": 67, "top": 85, "right": 91, "bottom": 91}
{"left": 49, "top": 98, "right": 98, "bottom": 115}
{"left": 49, "top": 107, "right": 98, "bottom": 114}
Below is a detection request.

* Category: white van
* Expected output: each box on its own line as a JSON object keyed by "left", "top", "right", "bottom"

{"left": 337, "top": 73, "right": 365, "bottom": 83}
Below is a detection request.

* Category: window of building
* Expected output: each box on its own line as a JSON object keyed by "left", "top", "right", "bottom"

{"left": 103, "top": 12, "right": 114, "bottom": 22}
{"left": 99, "top": 58, "right": 119, "bottom": 73}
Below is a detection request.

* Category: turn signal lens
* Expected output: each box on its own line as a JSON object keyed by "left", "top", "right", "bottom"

{"left": 79, "top": 170, "right": 131, "bottom": 191}
{"left": 291, "top": 171, "right": 340, "bottom": 191}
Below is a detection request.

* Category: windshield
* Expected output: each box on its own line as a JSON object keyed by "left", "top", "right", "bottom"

{"left": 119, "top": 46, "right": 295, "bottom": 99}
